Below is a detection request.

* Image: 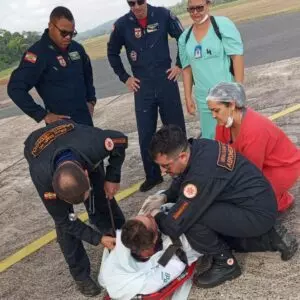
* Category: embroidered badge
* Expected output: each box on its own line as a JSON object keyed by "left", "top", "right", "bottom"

{"left": 227, "top": 258, "right": 234, "bottom": 266}
{"left": 147, "top": 23, "right": 159, "bottom": 33}
{"left": 24, "top": 52, "right": 37, "bottom": 64}
{"left": 69, "top": 51, "right": 81, "bottom": 61}
{"left": 172, "top": 201, "right": 189, "bottom": 220}
{"left": 183, "top": 184, "right": 198, "bottom": 199}
{"left": 111, "top": 137, "right": 128, "bottom": 148}
{"left": 44, "top": 192, "right": 57, "bottom": 200}
{"left": 32, "top": 123, "right": 75, "bottom": 157}
{"left": 104, "top": 138, "right": 114, "bottom": 151}
{"left": 217, "top": 142, "right": 236, "bottom": 171}
{"left": 130, "top": 50, "right": 137, "bottom": 62}
{"left": 56, "top": 55, "right": 67, "bottom": 67}
{"left": 134, "top": 28, "right": 142, "bottom": 39}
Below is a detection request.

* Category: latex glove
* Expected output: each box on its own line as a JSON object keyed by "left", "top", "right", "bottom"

{"left": 138, "top": 194, "right": 167, "bottom": 215}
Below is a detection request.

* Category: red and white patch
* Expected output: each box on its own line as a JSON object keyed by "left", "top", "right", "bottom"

{"left": 104, "top": 138, "right": 114, "bottom": 151}
{"left": 24, "top": 52, "right": 37, "bottom": 64}
{"left": 183, "top": 184, "right": 198, "bottom": 199}
{"left": 134, "top": 28, "right": 142, "bottom": 39}
{"left": 130, "top": 51, "right": 137, "bottom": 62}
{"left": 56, "top": 55, "right": 67, "bottom": 67}
{"left": 227, "top": 258, "right": 235, "bottom": 266}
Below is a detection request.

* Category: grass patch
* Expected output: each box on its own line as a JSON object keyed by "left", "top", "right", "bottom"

{"left": 0, "top": 67, "right": 15, "bottom": 81}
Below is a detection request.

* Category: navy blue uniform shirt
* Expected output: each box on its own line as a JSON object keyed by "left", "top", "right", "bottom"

{"left": 7, "top": 29, "right": 96, "bottom": 126}
{"left": 107, "top": 4, "right": 183, "bottom": 82}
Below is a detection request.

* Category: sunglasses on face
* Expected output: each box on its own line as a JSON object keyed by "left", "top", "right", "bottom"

{"left": 127, "top": 0, "right": 145, "bottom": 7}
{"left": 187, "top": 5, "right": 205, "bottom": 13}
{"left": 52, "top": 22, "right": 77, "bottom": 38}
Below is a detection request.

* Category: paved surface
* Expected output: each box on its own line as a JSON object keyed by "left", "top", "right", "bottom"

{"left": 0, "top": 57, "right": 299, "bottom": 300}
{"left": 0, "top": 12, "right": 300, "bottom": 120}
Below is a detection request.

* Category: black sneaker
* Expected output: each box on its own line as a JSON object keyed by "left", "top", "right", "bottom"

{"left": 139, "top": 177, "right": 163, "bottom": 192}
{"left": 270, "top": 222, "right": 298, "bottom": 261}
{"left": 194, "top": 251, "right": 241, "bottom": 288}
{"left": 75, "top": 277, "right": 102, "bottom": 297}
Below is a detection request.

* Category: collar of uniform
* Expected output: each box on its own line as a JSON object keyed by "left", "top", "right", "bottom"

{"left": 128, "top": 4, "right": 154, "bottom": 24}
{"left": 41, "top": 29, "right": 70, "bottom": 54}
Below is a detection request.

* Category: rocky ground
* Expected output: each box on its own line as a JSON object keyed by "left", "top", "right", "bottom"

{"left": 0, "top": 57, "right": 299, "bottom": 300}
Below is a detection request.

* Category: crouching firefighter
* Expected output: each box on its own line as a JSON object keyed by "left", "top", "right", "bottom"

{"left": 142, "top": 125, "right": 298, "bottom": 289}
{"left": 24, "top": 120, "right": 128, "bottom": 297}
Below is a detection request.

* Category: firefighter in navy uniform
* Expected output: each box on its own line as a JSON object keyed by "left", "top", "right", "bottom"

{"left": 8, "top": 6, "right": 96, "bottom": 126}
{"left": 107, "top": 0, "right": 186, "bottom": 192}
{"left": 141, "top": 125, "right": 298, "bottom": 288}
{"left": 24, "top": 120, "right": 128, "bottom": 297}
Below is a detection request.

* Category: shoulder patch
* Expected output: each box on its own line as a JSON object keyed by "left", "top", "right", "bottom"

{"left": 111, "top": 137, "right": 128, "bottom": 148}
{"left": 217, "top": 142, "right": 236, "bottom": 171}
{"left": 104, "top": 138, "right": 114, "bottom": 151}
{"left": 44, "top": 192, "right": 57, "bottom": 200}
{"left": 24, "top": 52, "right": 37, "bottom": 64}
{"left": 183, "top": 184, "right": 198, "bottom": 199}
{"left": 172, "top": 201, "right": 189, "bottom": 220}
{"left": 32, "top": 123, "right": 75, "bottom": 157}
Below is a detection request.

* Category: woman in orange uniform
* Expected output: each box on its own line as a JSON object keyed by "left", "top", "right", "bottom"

{"left": 207, "top": 82, "right": 300, "bottom": 212}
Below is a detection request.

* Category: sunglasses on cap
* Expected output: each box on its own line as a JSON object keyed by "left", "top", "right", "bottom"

{"left": 52, "top": 22, "right": 77, "bottom": 38}
{"left": 127, "top": 0, "right": 145, "bottom": 7}
{"left": 187, "top": 5, "right": 205, "bottom": 13}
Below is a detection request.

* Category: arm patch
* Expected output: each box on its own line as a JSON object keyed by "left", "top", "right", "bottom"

{"left": 217, "top": 142, "right": 236, "bottom": 171}
{"left": 172, "top": 201, "right": 189, "bottom": 220}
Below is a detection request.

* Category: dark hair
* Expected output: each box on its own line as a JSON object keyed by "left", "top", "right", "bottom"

{"left": 50, "top": 6, "right": 74, "bottom": 22}
{"left": 149, "top": 125, "right": 188, "bottom": 160}
{"left": 52, "top": 162, "right": 89, "bottom": 204}
{"left": 121, "top": 220, "right": 155, "bottom": 253}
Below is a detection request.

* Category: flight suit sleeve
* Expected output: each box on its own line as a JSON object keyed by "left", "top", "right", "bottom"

{"left": 96, "top": 129, "right": 128, "bottom": 183}
{"left": 155, "top": 174, "right": 228, "bottom": 239}
{"left": 7, "top": 50, "right": 48, "bottom": 122}
{"left": 33, "top": 179, "right": 103, "bottom": 246}
{"left": 167, "top": 10, "right": 184, "bottom": 68}
{"left": 81, "top": 46, "right": 97, "bottom": 103}
{"left": 107, "top": 23, "right": 131, "bottom": 83}
{"left": 163, "top": 174, "right": 185, "bottom": 203}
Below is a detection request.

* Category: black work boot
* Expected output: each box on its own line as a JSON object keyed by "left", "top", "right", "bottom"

{"left": 269, "top": 222, "right": 298, "bottom": 261}
{"left": 75, "top": 276, "right": 102, "bottom": 297}
{"left": 194, "top": 250, "right": 241, "bottom": 288}
{"left": 139, "top": 177, "right": 163, "bottom": 192}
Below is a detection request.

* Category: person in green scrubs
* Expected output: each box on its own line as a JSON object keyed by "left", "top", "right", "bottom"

{"left": 179, "top": 0, "right": 244, "bottom": 139}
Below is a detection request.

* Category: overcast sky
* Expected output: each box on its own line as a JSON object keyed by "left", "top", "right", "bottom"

{"left": 0, "top": 0, "right": 182, "bottom": 33}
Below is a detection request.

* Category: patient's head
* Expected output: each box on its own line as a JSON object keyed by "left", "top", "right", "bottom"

{"left": 121, "top": 215, "right": 160, "bottom": 260}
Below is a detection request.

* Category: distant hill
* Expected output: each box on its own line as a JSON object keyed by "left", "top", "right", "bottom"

{"left": 76, "top": 0, "right": 237, "bottom": 41}
{"left": 75, "top": 19, "right": 115, "bottom": 41}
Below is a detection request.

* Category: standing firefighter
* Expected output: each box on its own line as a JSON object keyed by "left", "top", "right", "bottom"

{"left": 107, "top": 0, "right": 186, "bottom": 192}
{"left": 24, "top": 120, "right": 127, "bottom": 296}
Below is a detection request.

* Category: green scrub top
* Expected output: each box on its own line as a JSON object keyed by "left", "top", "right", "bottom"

{"left": 179, "top": 16, "right": 244, "bottom": 103}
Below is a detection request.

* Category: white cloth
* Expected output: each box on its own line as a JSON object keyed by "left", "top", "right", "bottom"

{"left": 99, "top": 230, "right": 201, "bottom": 300}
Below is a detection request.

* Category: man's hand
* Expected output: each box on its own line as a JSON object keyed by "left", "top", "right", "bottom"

{"left": 44, "top": 112, "right": 71, "bottom": 124}
{"left": 185, "top": 97, "right": 197, "bottom": 116}
{"left": 126, "top": 76, "right": 140, "bottom": 92}
{"left": 87, "top": 102, "right": 95, "bottom": 117}
{"left": 104, "top": 181, "right": 120, "bottom": 200}
{"left": 138, "top": 194, "right": 167, "bottom": 215}
{"left": 101, "top": 236, "right": 116, "bottom": 250}
{"left": 166, "top": 66, "right": 181, "bottom": 81}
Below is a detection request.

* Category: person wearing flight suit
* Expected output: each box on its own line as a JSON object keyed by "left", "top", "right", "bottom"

{"left": 7, "top": 6, "right": 96, "bottom": 126}
{"left": 24, "top": 120, "right": 127, "bottom": 297}
{"left": 107, "top": 0, "right": 186, "bottom": 192}
{"left": 140, "top": 125, "right": 298, "bottom": 288}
